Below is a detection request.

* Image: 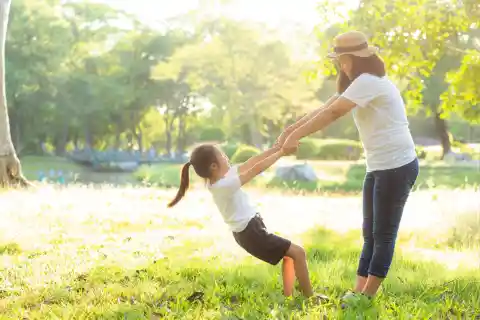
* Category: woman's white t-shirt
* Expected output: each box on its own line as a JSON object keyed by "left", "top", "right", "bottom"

{"left": 208, "top": 166, "right": 256, "bottom": 232}
{"left": 341, "top": 73, "right": 417, "bottom": 172}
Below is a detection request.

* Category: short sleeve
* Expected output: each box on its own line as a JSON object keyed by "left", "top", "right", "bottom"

{"left": 211, "top": 166, "right": 241, "bottom": 194}
{"left": 341, "top": 74, "right": 380, "bottom": 108}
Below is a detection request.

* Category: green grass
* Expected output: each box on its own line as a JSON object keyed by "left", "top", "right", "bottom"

{"left": 135, "top": 163, "right": 193, "bottom": 187}
{"left": 0, "top": 186, "right": 478, "bottom": 319}
{"left": 1, "top": 226, "right": 478, "bottom": 319}
{"left": 19, "top": 156, "right": 138, "bottom": 185}
{"left": 19, "top": 156, "right": 86, "bottom": 181}
{"left": 0, "top": 242, "right": 22, "bottom": 255}
{"left": 135, "top": 160, "right": 480, "bottom": 193}
{"left": 19, "top": 156, "right": 480, "bottom": 192}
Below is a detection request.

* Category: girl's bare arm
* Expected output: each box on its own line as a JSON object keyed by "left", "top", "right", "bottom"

{"left": 237, "top": 149, "right": 284, "bottom": 186}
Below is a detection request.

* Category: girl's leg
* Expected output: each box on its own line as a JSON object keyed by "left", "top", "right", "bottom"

{"left": 285, "top": 243, "right": 313, "bottom": 297}
{"left": 282, "top": 256, "right": 295, "bottom": 296}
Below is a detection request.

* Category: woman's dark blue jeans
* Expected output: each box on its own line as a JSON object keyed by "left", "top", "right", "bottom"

{"left": 357, "top": 158, "right": 419, "bottom": 278}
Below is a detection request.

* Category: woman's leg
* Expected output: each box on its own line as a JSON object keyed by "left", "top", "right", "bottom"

{"left": 355, "top": 172, "right": 375, "bottom": 292}
{"left": 362, "top": 159, "right": 419, "bottom": 297}
{"left": 285, "top": 243, "right": 313, "bottom": 297}
{"left": 282, "top": 256, "right": 295, "bottom": 296}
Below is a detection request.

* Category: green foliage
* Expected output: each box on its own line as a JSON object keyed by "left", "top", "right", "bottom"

{"left": 219, "top": 142, "right": 239, "bottom": 159}
{"left": 296, "top": 139, "right": 363, "bottom": 160}
{"left": 442, "top": 51, "right": 480, "bottom": 122}
{"left": 296, "top": 138, "right": 320, "bottom": 160}
{"left": 5, "top": 0, "right": 479, "bottom": 158}
{"left": 199, "top": 127, "right": 225, "bottom": 142}
{"left": 315, "top": 0, "right": 478, "bottom": 124}
{"left": 316, "top": 139, "right": 363, "bottom": 160}
{"left": 135, "top": 164, "right": 191, "bottom": 188}
{"left": 230, "top": 145, "right": 261, "bottom": 163}
{"left": 415, "top": 146, "right": 427, "bottom": 160}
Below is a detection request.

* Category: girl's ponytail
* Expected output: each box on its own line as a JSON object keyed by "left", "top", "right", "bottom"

{"left": 167, "top": 162, "right": 191, "bottom": 208}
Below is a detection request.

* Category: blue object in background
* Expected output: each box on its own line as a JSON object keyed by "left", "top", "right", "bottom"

{"left": 57, "top": 170, "right": 65, "bottom": 184}
{"left": 37, "top": 171, "right": 46, "bottom": 182}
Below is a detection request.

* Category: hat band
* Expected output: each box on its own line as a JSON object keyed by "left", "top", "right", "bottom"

{"left": 334, "top": 42, "right": 368, "bottom": 54}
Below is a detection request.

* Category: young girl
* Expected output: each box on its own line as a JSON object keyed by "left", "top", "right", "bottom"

{"left": 167, "top": 143, "right": 317, "bottom": 298}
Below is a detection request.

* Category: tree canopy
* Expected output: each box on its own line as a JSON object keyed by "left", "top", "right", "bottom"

{"left": 1, "top": 0, "right": 478, "bottom": 158}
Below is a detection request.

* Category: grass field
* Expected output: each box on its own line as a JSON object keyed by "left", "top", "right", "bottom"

{"left": 4, "top": 156, "right": 479, "bottom": 319}
{"left": 0, "top": 184, "right": 479, "bottom": 319}
{"left": 19, "top": 156, "right": 137, "bottom": 185}
{"left": 20, "top": 156, "right": 86, "bottom": 179}
{"left": 135, "top": 159, "right": 480, "bottom": 193}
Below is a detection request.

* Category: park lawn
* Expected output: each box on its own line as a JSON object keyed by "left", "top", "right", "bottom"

{"left": 0, "top": 186, "right": 478, "bottom": 319}
{"left": 135, "top": 160, "right": 480, "bottom": 193}
{"left": 19, "top": 156, "right": 86, "bottom": 181}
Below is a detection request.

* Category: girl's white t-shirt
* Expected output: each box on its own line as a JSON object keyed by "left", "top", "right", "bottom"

{"left": 208, "top": 166, "right": 256, "bottom": 232}
{"left": 341, "top": 73, "right": 417, "bottom": 172}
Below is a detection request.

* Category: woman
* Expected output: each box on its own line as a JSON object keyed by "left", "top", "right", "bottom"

{"left": 278, "top": 31, "right": 419, "bottom": 304}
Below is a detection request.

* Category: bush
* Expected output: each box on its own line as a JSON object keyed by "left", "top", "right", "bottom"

{"left": 220, "top": 143, "right": 239, "bottom": 159}
{"left": 316, "top": 139, "right": 363, "bottom": 160}
{"left": 296, "top": 138, "right": 363, "bottom": 160}
{"left": 296, "top": 138, "right": 321, "bottom": 160}
{"left": 199, "top": 127, "right": 225, "bottom": 142}
{"left": 231, "top": 145, "right": 261, "bottom": 163}
{"left": 415, "top": 145, "right": 427, "bottom": 159}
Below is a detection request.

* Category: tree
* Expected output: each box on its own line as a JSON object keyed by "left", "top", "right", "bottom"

{"left": 315, "top": 0, "right": 475, "bottom": 157}
{"left": 164, "top": 18, "right": 319, "bottom": 147}
{"left": 0, "top": 0, "right": 30, "bottom": 187}
{"left": 441, "top": 29, "right": 480, "bottom": 123}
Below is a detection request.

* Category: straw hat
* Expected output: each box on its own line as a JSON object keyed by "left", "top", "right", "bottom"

{"left": 327, "top": 31, "right": 379, "bottom": 58}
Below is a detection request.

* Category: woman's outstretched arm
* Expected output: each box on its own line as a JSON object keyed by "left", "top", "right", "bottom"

{"left": 276, "top": 94, "right": 339, "bottom": 145}
{"left": 284, "top": 97, "right": 357, "bottom": 148}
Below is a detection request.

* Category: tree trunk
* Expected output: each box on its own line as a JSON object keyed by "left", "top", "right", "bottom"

{"left": 134, "top": 127, "right": 143, "bottom": 152}
{"left": 54, "top": 122, "right": 69, "bottom": 156}
{"left": 12, "top": 112, "right": 20, "bottom": 152}
{"left": 248, "top": 115, "right": 262, "bottom": 148}
{"left": 0, "top": 0, "right": 13, "bottom": 156}
{"left": 164, "top": 117, "right": 174, "bottom": 156}
{"left": 114, "top": 125, "right": 121, "bottom": 150}
{"left": 73, "top": 132, "right": 79, "bottom": 150}
{"left": 434, "top": 111, "right": 451, "bottom": 159}
{"left": 0, "top": 0, "right": 30, "bottom": 187}
{"left": 84, "top": 122, "right": 92, "bottom": 149}
{"left": 176, "top": 115, "right": 186, "bottom": 154}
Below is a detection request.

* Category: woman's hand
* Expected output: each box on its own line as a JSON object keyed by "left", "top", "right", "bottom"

{"left": 274, "top": 127, "right": 293, "bottom": 148}
{"left": 282, "top": 135, "right": 300, "bottom": 155}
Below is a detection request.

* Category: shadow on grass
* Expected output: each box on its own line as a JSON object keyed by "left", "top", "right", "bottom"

{"left": 4, "top": 228, "right": 479, "bottom": 319}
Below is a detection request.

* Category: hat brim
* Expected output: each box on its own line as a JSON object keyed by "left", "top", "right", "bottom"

{"left": 327, "top": 46, "right": 379, "bottom": 59}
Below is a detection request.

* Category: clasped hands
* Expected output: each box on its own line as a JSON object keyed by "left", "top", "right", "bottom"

{"left": 274, "top": 128, "right": 300, "bottom": 156}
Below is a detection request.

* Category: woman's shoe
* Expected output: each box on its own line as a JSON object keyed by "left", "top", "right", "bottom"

{"left": 310, "top": 293, "right": 331, "bottom": 305}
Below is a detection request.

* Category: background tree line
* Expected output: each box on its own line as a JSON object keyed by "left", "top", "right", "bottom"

{"left": 5, "top": 0, "right": 480, "bottom": 160}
